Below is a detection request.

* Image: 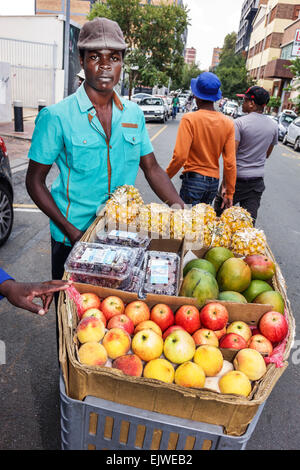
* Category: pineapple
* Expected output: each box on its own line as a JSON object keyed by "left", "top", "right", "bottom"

{"left": 220, "top": 206, "right": 253, "bottom": 233}
{"left": 231, "top": 228, "right": 267, "bottom": 256}
{"left": 105, "top": 185, "right": 143, "bottom": 225}
{"left": 139, "top": 203, "right": 172, "bottom": 236}
{"left": 192, "top": 203, "right": 216, "bottom": 227}
{"left": 204, "top": 220, "right": 232, "bottom": 248}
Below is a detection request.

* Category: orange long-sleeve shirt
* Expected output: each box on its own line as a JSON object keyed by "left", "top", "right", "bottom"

{"left": 166, "top": 110, "right": 236, "bottom": 198}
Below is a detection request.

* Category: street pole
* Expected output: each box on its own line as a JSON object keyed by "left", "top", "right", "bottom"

{"left": 63, "top": 0, "right": 71, "bottom": 98}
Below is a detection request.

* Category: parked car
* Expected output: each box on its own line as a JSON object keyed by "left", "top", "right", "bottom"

{"left": 223, "top": 101, "right": 238, "bottom": 117}
{"left": 138, "top": 97, "right": 167, "bottom": 123}
{"left": 153, "top": 95, "right": 170, "bottom": 119}
{"left": 130, "top": 93, "right": 152, "bottom": 104}
{"left": 0, "top": 136, "right": 14, "bottom": 246}
{"left": 277, "top": 110, "right": 297, "bottom": 141}
{"left": 282, "top": 115, "right": 300, "bottom": 150}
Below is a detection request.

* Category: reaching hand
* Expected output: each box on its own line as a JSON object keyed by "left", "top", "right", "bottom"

{"left": 221, "top": 196, "right": 233, "bottom": 209}
{"left": 0, "top": 279, "right": 72, "bottom": 315}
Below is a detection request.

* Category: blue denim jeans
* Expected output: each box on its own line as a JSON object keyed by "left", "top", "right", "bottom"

{"left": 180, "top": 173, "right": 219, "bottom": 206}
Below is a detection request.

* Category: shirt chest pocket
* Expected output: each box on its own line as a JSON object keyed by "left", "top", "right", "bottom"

{"left": 70, "top": 135, "right": 103, "bottom": 172}
{"left": 122, "top": 130, "right": 142, "bottom": 164}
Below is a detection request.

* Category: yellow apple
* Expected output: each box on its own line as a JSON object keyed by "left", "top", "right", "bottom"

{"left": 143, "top": 358, "right": 175, "bottom": 383}
{"left": 175, "top": 361, "right": 205, "bottom": 388}
{"left": 163, "top": 329, "right": 195, "bottom": 364}
{"left": 219, "top": 370, "right": 252, "bottom": 397}
{"left": 132, "top": 329, "right": 164, "bottom": 362}
{"left": 76, "top": 316, "right": 105, "bottom": 344}
{"left": 78, "top": 342, "right": 107, "bottom": 366}
{"left": 233, "top": 348, "right": 267, "bottom": 381}
{"left": 193, "top": 345, "right": 223, "bottom": 377}
{"left": 102, "top": 327, "right": 131, "bottom": 360}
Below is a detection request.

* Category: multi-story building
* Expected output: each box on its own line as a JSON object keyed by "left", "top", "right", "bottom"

{"left": 35, "top": 0, "right": 183, "bottom": 25}
{"left": 184, "top": 47, "right": 196, "bottom": 65}
{"left": 270, "top": 17, "right": 300, "bottom": 109}
{"left": 210, "top": 47, "right": 222, "bottom": 70}
{"left": 246, "top": 0, "right": 300, "bottom": 93}
{"left": 236, "top": 0, "right": 267, "bottom": 55}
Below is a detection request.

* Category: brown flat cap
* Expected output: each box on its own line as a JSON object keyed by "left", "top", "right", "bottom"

{"left": 77, "top": 17, "right": 126, "bottom": 51}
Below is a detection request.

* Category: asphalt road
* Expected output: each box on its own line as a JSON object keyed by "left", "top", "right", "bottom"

{"left": 0, "top": 113, "right": 299, "bottom": 450}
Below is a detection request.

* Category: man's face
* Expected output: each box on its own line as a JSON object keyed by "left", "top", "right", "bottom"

{"left": 80, "top": 49, "right": 123, "bottom": 93}
{"left": 242, "top": 97, "right": 254, "bottom": 113}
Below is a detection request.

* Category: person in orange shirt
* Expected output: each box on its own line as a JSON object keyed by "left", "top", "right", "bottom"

{"left": 166, "top": 72, "right": 236, "bottom": 208}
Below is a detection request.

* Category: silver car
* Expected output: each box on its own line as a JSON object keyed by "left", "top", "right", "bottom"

{"left": 282, "top": 116, "right": 300, "bottom": 151}
{"left": 138, "top": 97, "right": 166, "bottom": 123}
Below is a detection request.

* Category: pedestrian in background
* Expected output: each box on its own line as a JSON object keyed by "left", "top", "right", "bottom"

{"left": 214, "top": 86, "right": 278, "bottom": 224}
{"left": 166, "top": 72, "right": 236, "bottom": 208}
{"left": 172, "top": 94, "right": 179, "bottom": 119}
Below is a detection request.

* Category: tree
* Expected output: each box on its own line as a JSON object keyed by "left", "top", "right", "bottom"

{"left": 216, "top": 32, "right": 254, "bottom": 99}
{"left": 171, "top": 62, "right": 203, "bottom": 91}
{"left": 88, "top": 0, "right": 189, "bottom": 97}
{"left": 284, "top": 57, "right": 300, "bottom": 112}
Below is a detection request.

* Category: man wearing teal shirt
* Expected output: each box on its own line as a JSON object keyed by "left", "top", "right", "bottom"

{"left": 26, "top": 17, "right": 183, "bottom": 282}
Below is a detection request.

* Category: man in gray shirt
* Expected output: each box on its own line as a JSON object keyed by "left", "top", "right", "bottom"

{"left": 214, "top": 86, "right": 278, "bottom": 224}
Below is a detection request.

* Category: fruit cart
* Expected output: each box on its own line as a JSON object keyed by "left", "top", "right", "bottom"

{"left": 58, "top": 190, "right": 295, "bottom": 451}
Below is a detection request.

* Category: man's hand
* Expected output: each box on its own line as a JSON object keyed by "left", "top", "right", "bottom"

{"left": 0, "top": 279, "right": 72, "bottom": 316}
{"left": 221, "top": 196, "right": 233, "bottom": 209}
{"left": 67, "top": 226, "right": 84, "bottom": 246}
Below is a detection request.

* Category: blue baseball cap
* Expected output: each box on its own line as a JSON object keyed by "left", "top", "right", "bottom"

{"left": 191, "top": 72, "right": 222, "bottom": 102}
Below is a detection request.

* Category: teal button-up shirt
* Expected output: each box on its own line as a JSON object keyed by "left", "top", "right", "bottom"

{"left": 28, "top": 85, "right": 153, "bottom": 245}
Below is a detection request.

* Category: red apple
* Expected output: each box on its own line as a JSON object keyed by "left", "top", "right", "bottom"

{"left": 258, "top": 311, "right": 288, "bottom": 343}
{"left": 199, "top": 302, "right": 229, "bottom": 331}
{"left": 162, "top": 325, "right": 185, "bottom": 340}
{"left": 81, "top": 308, "right": 107, "bottom": 327}
{"left": 248, "top": 334, "right": 273, "bottom": 356}
{"left": 150, "top": 304, "right": 174, "bottom": 332}
{"left": 175, "top": 305, "right": 200, "bottom": 334}
{"left": 107, "top": 314, "right": 134, "bottom": 335}
{"left": 192, "top": 328, "right": 219, "bottom": 347}
{"left": 80, "top": 292, "right": 102, "bottom": 313}
{"left": 101, "top": 296, "right": 125, "bottom": 321}
{"left": 125, "top": 301, "right": 150, "bottom": 326}
{"left": 219, "top": 333, "right": 247, "bottom": 350}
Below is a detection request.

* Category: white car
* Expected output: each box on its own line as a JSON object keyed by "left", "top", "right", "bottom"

{"left": 223, "top": 101, "right": 238, "bottom": 117}
{"left": 130, "top": 93, "right": 152, "bottom": 104}
{"left": 138, "top": 97, "right": 167, "bottom": 123}
{"left": 282, "top": 115, "right": 300, "bottom": 151}
{"left": 153, "top": 95, "right": 171, "bottom": 119}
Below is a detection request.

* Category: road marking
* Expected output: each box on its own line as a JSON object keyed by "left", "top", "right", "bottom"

{"left": 13, "top": 208, "right": 42, "bottom": 213}
{"left": 13, "top": 203, "right": 41, "bottom": 213}
{"left": 150, "top": 125, "right": 167, "bottom": 142}
{"left": 11, "top": 163, "right": 28, "bottom": 174}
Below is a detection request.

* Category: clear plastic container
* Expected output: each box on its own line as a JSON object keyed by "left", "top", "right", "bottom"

{"left": 96, "top": 229, "right": 150, "bottom": 250}
{"left": 142, "top": 251, "right": 180, "bottom": 296}
{"left": 64, "top": 242, "right": 143, "bottom": 290}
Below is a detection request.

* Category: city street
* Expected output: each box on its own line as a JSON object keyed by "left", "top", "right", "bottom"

{"left": 0, "top": 113, "right": 299, "bottom": 450}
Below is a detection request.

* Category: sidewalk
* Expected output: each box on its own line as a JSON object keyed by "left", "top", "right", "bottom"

{"left": 0, "top": 108, "right": 37, "bottom": 141}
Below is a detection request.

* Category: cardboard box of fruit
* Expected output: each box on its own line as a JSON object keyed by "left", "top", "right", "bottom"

{"left": 58, "top": 212, "right": 295, "bottom": 436}
{"left": 58, "top": 280, "right": 292, "bottom": 436}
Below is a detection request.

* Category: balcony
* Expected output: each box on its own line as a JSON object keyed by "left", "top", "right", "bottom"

{"left": 264, "top": 59, "right": 293, "bottom": 79}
